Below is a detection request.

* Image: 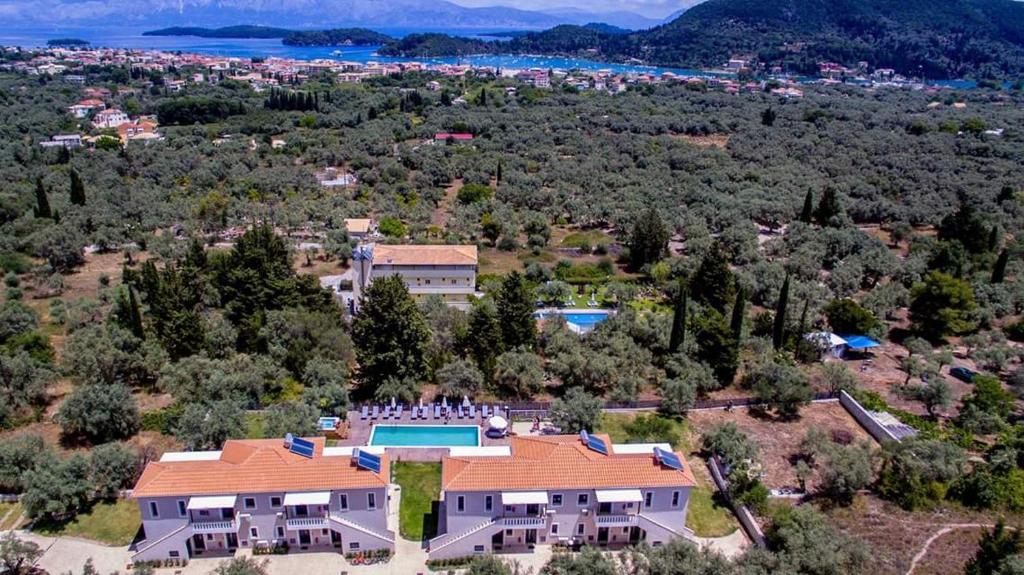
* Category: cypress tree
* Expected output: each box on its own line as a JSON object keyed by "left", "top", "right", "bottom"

{"left": 992, "top": 249, "right": 1010, "bottom": 284}
{"left": 69, "top": 168, "right": 86, "bottom": 206}
{"left": 669, "top": 282, "right": 688, "bottom": 353}
{"left": 496, "top": 160, "right": 503, "bottom": 185}
{"left": 730, "top": 284, "right": 746, "bottom": 341}
{"left": 692, "top": 243, "right": 735, "bottom": 313}
{"left": 127, "top": 286, "right": 144, "bottom": 340}
{"left": 773, "top": 274, "right": 790, "bottom": 351}
{"left": 988, "top": 226, "right": 1000, "bottom": 252}
{"left": 814, "top": 187, "right": 841, "bottom": 226}
{"left": 800, "top": 190, "right": 814, "bottom": 223}
{"left": 34, "top": 176, "right": 52, "bottom": 218}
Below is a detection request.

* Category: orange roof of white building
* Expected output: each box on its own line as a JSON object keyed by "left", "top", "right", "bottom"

{"left": 374, "top": 244, "right": 478, "bottom": 266}
{"left": 441, "top": 435, "right": 696, "bottom": 492}
{"left": 344, "top": 218, "right": 372, "bottom": 234}
{"left": 132, "top": 438, "right": 389, "bottom": 498}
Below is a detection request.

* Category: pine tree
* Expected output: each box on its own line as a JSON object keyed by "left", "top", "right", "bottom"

{"left": 627, "top": 207, "right": 669, "bottom": 272}
{"left": 814, "top": 188, "right": 841, "bottom": 226}
{"left": 692, "top": 243, "right": 735, "bottom": 313}
{"left": 799, "top": 190, "right": 814, "bottom": 223}
{"left": 34, "top": 176, "right": 52, "bottom": 219}
{"left": 773, "top": 274, "right": 790, "bottom": 350}
{"left": 669, "top": 282, "right": 688, "bottom": 353}
{"left": 761, "top": 106, "right": 776, "bottom": 127}
{"left": 69, "top": 168, "right": 86, "bottom": 206}
{"left": 496, "top": 271, "right": 536, "bottom": 350}
{"left": 992, "top": 249, "right": 1010, "bottom": 283}
{"left": 468, "top": 300, "right": 503, "bottom": 381}
{"left": 730, "top": 284, "right": 746, "bottom": 341}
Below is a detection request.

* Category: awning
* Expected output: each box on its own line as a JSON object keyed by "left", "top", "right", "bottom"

{"left": 187, "top": 495, "right": 237, "bottom": 510}
{"left": 595, "top": 489, "right": 643, "bottom": 503}
{"left": 501, "top": 491, "right": 548, "bottom": 505}
{"left": 838, "top": 334, "right": 881, "bottom": 349}
{"left": 283, "top": 491, "right": 332, "bottom": 506}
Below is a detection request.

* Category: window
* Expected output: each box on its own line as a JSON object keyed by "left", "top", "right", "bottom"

{"left": 425, "top": 279, "right": 431, "bottom": 285}
{"left": 339, "top": 494, "right": 348, "bottom": 510}
{"left": 149, "top": 501, "right": 159, "bottom": 518}
{"left": 243, "top": 497, "right": 256, "bottom": 510}
{"left": 484, "top": 495, "right": 493, "bottom": 512}
{"left": 551, "top": 523, "right": 560, "bottom": 535}
{"left": 457, "top": 495, "right": 465, "bottom": 512}
{"left": 276, "top": 526, "right": 285, "bottom": 538}
{"left": 671, "top": 491, "right": 681, "bottom": 507}
{"left": 270, "top": 496, "right": 282, "bottom": 507}
{"left": 250, "top": 527, "right": 258, "bottom": 538}
{"left": 169, "top": 551, "right": 180, "bottom": 558}
{"left": 504, "top": 505, "right": 515, "bottom": 513}
{"left": 199, "top": 509, "right": 209, "bottom": 517}
{"left": 349, "top": 542, "right": 360, "bottom": 550}
{"left": 577, "top": 493, "right": 589, "bottom": 506}
{"left": 577, "top": 523, "right": 585, "bottom": 535}
{"left": 474, "top": 545, "right": 485, "bottom": 552}
{"left": 367, "top": 493, "right": 377, "bottom": 510}
{"left": 644, "top": 492, "right": 653, "bottom": 508}
{"left": 551, "top": 494, "right": 563, "bottom": 507}
{"left": 177, "top": 500, "right": 187, "bottom": 517}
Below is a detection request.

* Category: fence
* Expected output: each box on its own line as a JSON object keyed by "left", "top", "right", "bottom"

{"left": 838, "top": 390, "right": 902, "bottom": 444}
{"left": 707, "top": 456, "right": 766, "bottom": 548}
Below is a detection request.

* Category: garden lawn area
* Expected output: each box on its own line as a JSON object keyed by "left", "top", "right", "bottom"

{"left": 34, "top": 499, "right": 140, "bottom": 545}
{"left": 0, "top": 502, "right": 23, "bottom": 530}
{"left": 686, "top": 484, "right": 737, "bottom": 537}
{"left": 395, "top": 462, "right": 441, "bottom": 541}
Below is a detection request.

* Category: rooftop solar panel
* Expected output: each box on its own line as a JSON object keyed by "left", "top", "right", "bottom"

{"left": 356, "top": 450, "right": 382, "bottom": 473}
{"left": 586, "top": 435, "right": 608, "bottom": 456}
{"left": 289, "top": 436, "right": 316, "bottom": 459}
{"left": 654, "top": 447, "right": 683, "bottom": 470}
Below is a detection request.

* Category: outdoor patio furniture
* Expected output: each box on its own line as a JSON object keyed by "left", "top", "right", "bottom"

{"left": 482, "top": 405, "right": 490, "bottom": 418}
{"left": 458, "top": 406, "right": 465, "bottom": 419}
{"left": 395, "top": 405, "right": 403, "bottom": 419}
{"left": 360, "top": 405, "right": 369, "bottom": 420}
{"left": 434, "top": 404, "right": 441, "bottom": 419}
{"left": 371, "top": 405, "right": 379, "bottom": 420}
{"left": 383, "top": 405, "right": 391, "bottom": 420}
{"left": 469, "top": 405, "right": 476, "bottom": 418}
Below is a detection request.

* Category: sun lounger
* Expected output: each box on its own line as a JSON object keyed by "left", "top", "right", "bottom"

{"left": 361, "top": 405, "right": 369, "bottom": 420}
{"left": 411, "top": 406, "right": 419, "bottom": 420}
{"left": 458, "top": 406, "right": 465, "bottom": 419}
{"left": 395, "top": 405, "right": 403, "bottom": 420}
{"left": 371, "top": 405, "right": 379, "bottom": 420}
{"left": 384, "top": 406, "right": 393, "bottom": 420}
{"left": 469, "top": 405, "right": 476, "bottom": 418}
{"left": 435, "top": 404, "right": 441, "bottom": 419}
{"left": 482, "top": 405, "right": 490, "bottom": 418}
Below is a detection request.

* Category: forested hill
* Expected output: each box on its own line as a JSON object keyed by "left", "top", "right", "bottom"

{"left": 281, "top": 28, "right": 394, "bottom": 46}
{"left": 381, "top": 0, "right": 1024, "bottom": 79}
{"left": 143, "top": 25, "right": 292, "bottom": 38}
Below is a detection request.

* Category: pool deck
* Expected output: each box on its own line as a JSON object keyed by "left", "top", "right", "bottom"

{"left": 339, "top": 408, "right": 513, "bottom": 461}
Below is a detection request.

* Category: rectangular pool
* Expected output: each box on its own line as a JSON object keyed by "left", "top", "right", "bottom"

{"left": 533, "top": 309, "right": 612, "bottom": 332}
{"left": 369, "top": 425, "right": 481, "bottom": 447}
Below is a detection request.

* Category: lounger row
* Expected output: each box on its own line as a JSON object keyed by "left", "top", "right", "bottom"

{"left": 359, "top": 404, "right": 503, "bottom": 421}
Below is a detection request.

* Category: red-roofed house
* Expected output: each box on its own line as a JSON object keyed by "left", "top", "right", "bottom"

{"left": 68, "top": 98, "right": 105, "bottom": 118}
{"left": 433, "top": 132, "right": 474, "bottom": 145}
{"left": 131, "top": 438, "right": 394, "bottom": 561}
{"left": 428, "top": 434, "right": 697, "bottom": 558}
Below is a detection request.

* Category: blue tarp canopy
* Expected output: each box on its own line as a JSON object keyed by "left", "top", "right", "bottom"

{"left": 838, "top": 334, "right": 881, "bottom": 349}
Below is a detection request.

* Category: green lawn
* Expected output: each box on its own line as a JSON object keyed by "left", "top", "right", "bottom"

{"left": 394, "top": 462, "right": 441, "bottom": 541}
{"left": 0, "top": 502, "right": 22, "bottom": 530}
{"left": 687, "top": 486, "right": 738, "bottom": 537}
{"left": 35, "top": 499, "right": 141, "bottom": 546}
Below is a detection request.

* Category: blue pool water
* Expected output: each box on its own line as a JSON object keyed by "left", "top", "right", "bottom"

{"left": 369, "top": 425, "right": 480, "bottom": 447}
{"left": 534, "top": 310, "right": 612, "bottom": 331}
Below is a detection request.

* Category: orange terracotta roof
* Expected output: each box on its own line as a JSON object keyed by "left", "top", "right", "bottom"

{"left": 442, "top": 435, "right": 697, "bottom": 492}
{"left": 132, "top": 438, "right": 388, "bottom": 498}
{"left": 373, "top": 244, "right": 478, "bottom": 266}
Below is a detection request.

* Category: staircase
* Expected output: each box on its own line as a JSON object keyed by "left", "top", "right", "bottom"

{"left": 327, "top": 513, "right": 395, "bottom": 545}
{"left": 429, "top": 517, "right": 500, "bottom": 555}
{"left": 132, "top": 521, "right": 189, "bottom": 560}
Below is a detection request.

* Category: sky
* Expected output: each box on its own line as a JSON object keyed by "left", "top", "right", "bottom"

{"left": 451, "top": 0, "right": 693, "bottom": 18}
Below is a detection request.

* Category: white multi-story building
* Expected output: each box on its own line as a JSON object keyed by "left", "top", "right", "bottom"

{"left": 353, "top": 244, "right": 478, "bottom": 310}
{"left": 130, "top": 438, "right": 394, "bottom": 561}
{"left": 93, "top": 108, "right": 130, "bottom": 128}
{"left": 428, "top": 434, "right": 697, "bottom": 559}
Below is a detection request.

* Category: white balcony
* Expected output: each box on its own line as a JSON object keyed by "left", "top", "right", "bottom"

{"left": 191, "top": 519, "right": 237, "bottom": 534}
{"left": 502, "top": 516, "right": 546, "bottom": 528}
{"left": 595, "top": 514, "right": 638, "bottom": 527}
{"left": 286, "top": 516, "right": 329, "bottom": 530}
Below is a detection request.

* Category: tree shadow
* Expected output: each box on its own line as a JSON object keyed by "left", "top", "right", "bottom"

{"left": 419, "top": 500, "right": 440, "bottom": 543}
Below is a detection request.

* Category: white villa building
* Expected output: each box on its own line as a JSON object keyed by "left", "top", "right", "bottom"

{"left": 428, "top": 433, "right": 697, "bottom": 559}
{"left": 353, "top": 244, "right": 478, "bottom": 310}
{"left": 130, "top": 437, "right": 395, "bottom": 561}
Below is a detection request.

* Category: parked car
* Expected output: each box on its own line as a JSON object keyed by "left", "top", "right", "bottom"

{"left": 950, "top": 366, "right": 977, "bottom": 383}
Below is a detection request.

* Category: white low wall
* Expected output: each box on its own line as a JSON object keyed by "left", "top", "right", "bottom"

{"left": 838, "top": 390, "right": 901, "bottom": 444}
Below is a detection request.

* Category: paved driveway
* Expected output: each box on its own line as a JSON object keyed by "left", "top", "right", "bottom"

{"left": 14, "top": 531, "right": 132, "bottom": 575}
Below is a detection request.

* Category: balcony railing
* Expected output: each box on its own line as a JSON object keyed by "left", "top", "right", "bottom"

{"left": 595, "top": 514, "right": 638, "bottom": 527}
{"left": 286, "top": 516, "right": 329, "bottom": 530}
{"left": 502, "top": 516, "right": 546, "bottom": 528}
{"left": 191, "top": 519, "right": 237, "bottom": 534}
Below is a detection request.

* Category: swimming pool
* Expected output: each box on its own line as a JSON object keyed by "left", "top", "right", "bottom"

{"left": 369, "top": 425, "right": 481, "bottom": 447}
{"left": 533, "top": 310, "right": 613, "bottom": 332}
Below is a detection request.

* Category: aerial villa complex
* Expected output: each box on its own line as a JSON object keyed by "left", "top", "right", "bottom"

{"left": 130, "top": 431, "right": 696, "bottom": 563}
{"left": 352, "top": 244, "right": 479, "bottom": 310}
{"left": 429, "top": 432, "right": 697, "bottom": 558}
{"left": 130, "top": 437, "right": 395, "bottom": 562}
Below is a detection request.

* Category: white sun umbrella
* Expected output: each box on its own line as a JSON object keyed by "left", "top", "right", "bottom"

{"left": 462, "top": 395, "right": 471, "bottom": 407}
{"left": 390, "top": 396, "right": 397, "bottom": 408}
{"left": 488, "top": 415, "right": 508, "bottom": 430}
{"left": 418, "top": 397, "right": 424, "bottom": 408}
